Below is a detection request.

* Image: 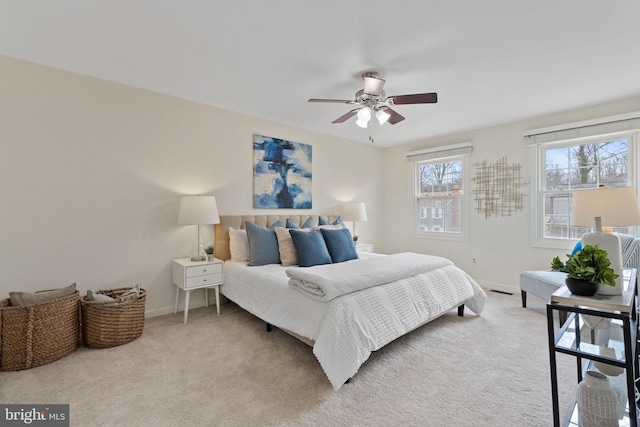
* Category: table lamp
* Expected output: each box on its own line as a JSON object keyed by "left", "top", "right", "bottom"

{"left": 342, "top": 202, "right": 367, "bottom": 243}
{"left": 178, "top": 195, "right": 220, "bottom": 261}
{"left": 572, "top": 186, "right": 640, "bottom": 295}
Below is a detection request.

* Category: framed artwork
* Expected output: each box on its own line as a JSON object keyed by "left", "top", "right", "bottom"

{"left": 253, "top": 134, "right": 312, "bottom": 209}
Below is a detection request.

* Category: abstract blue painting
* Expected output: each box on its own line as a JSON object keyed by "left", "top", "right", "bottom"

{"left": 253, "top": 134, "right": 312, "bottom": 209}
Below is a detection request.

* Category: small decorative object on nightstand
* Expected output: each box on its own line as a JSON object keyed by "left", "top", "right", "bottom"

{"left": 172, "top": 257, "right": 223, "bottom": 324}
{"left": 204, "top": 245, "right": 214, "bottom": 262}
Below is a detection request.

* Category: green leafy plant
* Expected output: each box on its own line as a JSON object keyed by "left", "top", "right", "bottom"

{"left": 204, "top": 245, "right": 214, "bottom": 255}
{"left": 550, "top": 244, "right": 618, "bottom": 287}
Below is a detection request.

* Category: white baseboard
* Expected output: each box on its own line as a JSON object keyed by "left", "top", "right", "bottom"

{"left": 144, "top": 300, "right": 210, "bottom": 319}
{"left": 477, "top": 280, "right": 519, "bottom": 295}
{"left": 144, "top": 306, "right": 176, "bottom": 318}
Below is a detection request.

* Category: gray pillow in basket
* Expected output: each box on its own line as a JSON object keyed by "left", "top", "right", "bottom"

{"left": 86, "top": 290, "right": 115, "bottom": 302}
{"left": 9, "top": 283, "right": 77, "bottom": 307}
{"left": 119, "top": 284, "right": 141, "bottom": 298}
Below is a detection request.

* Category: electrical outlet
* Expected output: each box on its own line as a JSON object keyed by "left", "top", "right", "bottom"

{"left": 472, "top": 257, "right": 478, "bottom": 264}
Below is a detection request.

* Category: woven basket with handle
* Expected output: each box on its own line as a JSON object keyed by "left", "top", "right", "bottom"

{"left": 0, "top": 291, "right": 80, "bottom": 371}
{"left": 80, "top": 287, "right": 146, "bottom": 349}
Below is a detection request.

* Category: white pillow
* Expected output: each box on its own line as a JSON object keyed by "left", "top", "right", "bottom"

{"left": 229, "top": 227, "right": 250, "bottom": 262}
{"left": 274, "top": 227, "right": 311, "bottom": 266}
{"left": 315, "top": 224, "right": 343, "bottom": 230}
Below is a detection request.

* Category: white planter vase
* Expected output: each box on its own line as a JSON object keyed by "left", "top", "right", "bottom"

{"left": 577, "top": 370, "right": 619, "bottom": 427}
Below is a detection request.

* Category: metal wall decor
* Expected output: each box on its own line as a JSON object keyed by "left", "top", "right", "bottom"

{"left": 472, "top": 157, "right": 527, "bottom": 218}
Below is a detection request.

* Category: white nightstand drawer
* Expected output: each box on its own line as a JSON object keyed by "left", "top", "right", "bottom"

{"left": 356, "top": 243, "right": 373, "bottom": 253}
{"left": 186, "top": 263, "right": 222, "bottom": 278}
{"left": 185, "top": 273, "right": 222, "bottom": 289}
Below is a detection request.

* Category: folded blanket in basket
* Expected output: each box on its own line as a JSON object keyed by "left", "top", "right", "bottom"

{"left": 286, "top": 252, "right": 453, "bottom": 301}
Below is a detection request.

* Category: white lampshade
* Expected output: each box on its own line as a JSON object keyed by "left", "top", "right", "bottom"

{"left": 178, "top": 196, "right": 220, "bottom": 225}
{"left": 572, "top": 186, "right": 640, "bottom": 230}
{"left": 572, "top": 186, "right": 640, "bottom": 295}
{"left": 342, "top": 202, "right": 368, "bottom": 222}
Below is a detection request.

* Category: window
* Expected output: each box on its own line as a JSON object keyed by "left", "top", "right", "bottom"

{"left": 408, "top": 143, "right": 471, "bottom": 240}
{"left": 526, "top": 114, "right": 640, "bottom": 247}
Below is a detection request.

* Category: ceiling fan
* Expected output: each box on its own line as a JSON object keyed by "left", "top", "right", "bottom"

{"left": 308, "top": 71, "right": 438, "bottom": 128}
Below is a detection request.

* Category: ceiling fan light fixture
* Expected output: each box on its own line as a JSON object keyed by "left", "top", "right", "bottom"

{"left": 355, "top": 106, "right": 372, "bottom": 128}
{"left": 357, "top": 106, "right": 371, "bottom": 121}
{"left": 376, "top": 108, "right": 391, "bottom": 125}
{"left": 355, "top": 118, "right": 369, "bottom": 128}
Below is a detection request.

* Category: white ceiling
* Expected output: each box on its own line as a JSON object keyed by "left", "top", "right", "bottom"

{"left": 1, "top": 1, "right": 639, "bottom": 147}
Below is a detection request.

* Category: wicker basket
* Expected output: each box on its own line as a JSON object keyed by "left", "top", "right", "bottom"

{"left": 80, "top": 287, "right": 146, "bottom": 349}
{"left": 0, "top": 291, "right": 80, "bottom": 371}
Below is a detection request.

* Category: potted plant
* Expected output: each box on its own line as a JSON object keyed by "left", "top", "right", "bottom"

{"left": 551, "top": 244, "right": 618, "bottom": 296}
{"left": 204, "top": 245, "right": 215, "bottom": 262}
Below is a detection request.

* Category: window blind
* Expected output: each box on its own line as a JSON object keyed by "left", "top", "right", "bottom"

{"left": 406, "top": 143, "right": 472, "bottom": 162}
{"left": 524, "top": 114, "right": 640, "bottom": 146}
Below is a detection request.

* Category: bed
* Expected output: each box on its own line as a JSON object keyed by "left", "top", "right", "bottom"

{"left": 214, "top": 215, "right": 487, "bottom": 390}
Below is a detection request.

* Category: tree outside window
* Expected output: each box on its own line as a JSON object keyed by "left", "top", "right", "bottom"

{"left": 543, "top": 138, "right": 629, "bottom": 239}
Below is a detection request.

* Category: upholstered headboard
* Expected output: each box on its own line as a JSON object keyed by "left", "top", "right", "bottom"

{"left": 214, "top": 215, "right": 341, "bottom": 261}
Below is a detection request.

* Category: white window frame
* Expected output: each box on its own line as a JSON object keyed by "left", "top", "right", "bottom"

{"left": 526, "top": 113, "right": 640, "bottom": 248}
{"left": 408, "top": 143, "right": 472, "bottom": 242}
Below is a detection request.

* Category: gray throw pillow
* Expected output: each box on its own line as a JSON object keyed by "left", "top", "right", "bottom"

{"left": 10, "top": 283, "right": 77, "bottom": 306}
{"left": 86, "top": 289, "right": 115, "bottom": 302}
{"left": 245, "top": 220, "right": 283, "bottom": 265}
{"left": 119, "top": 284, "right": 141, "bottom": 298}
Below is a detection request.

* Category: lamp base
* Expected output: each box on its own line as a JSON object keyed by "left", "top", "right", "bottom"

{"left": 582, "top": 231, "right": 623, "bottom": 296}
{"left": 190, "top": 256, "right": 206, "bottom": 262}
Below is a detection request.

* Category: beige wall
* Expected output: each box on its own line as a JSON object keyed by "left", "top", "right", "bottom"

{"left": 0, "top": 55, "right": 384, "bottom": 316}
{"left": 4, "top": 53, "right": 640, "bottom": 312}
{"left": 382, "top": 95, "right": 640, "bottom": 293}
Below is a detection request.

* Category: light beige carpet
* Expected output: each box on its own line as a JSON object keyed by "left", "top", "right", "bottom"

{"left": 0, "top": 291, "right": 575, "bottom": 426}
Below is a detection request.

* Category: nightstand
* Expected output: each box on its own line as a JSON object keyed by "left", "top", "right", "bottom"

{"left": 356, "top": 243, "right": 374, "bottom": 253}
{"left": 172, "top": 258, "right": 223, "bottom": 323}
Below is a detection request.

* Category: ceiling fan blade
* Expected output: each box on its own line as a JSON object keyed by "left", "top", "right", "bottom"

{"left": 383, "top": 107, "right": 405, "bottom": 125}
{"left": 389, "top": 92, "right": 438, "bottom": 105}
{"left": 363, "top": 76, "right": 385, "bottom": 96}
{"left": 308, "top": 98, "right": 352, "bottom": 103}
{"left": 332, "top": 109, "right": 359, "bottom": 124}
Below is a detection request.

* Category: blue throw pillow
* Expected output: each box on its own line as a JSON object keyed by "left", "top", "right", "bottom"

{"left": 571, "top": 240, "right": 582, "bottom": 256}
{"left": 245, "top": 221, "right": 282, "bottom": 265}
{"left": 286, "top": 218, "right": 300, "bottom": 229}
{"left": 286, "top": 217, "right": 314, "bottom": 229}
{"left": 289, "top": 229, "right": 332, "bottom": 267}
{"left": 318, "top": 216, "right": 345, "bottom": 227}
{"left": 321, "top": 228, "right": 358, "bottom": 263}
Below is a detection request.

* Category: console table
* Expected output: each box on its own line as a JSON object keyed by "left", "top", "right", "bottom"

{"left": 547, "top": 268, "right": 638, "bottom": 427}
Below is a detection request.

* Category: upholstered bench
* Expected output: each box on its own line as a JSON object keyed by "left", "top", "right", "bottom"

{"left": 520, "top": 233, "right": 640, "bottom": 313}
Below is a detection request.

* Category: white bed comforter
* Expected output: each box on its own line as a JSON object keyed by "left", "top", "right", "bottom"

{"left": 222, "top": 255, "right": 487, "bottom": 391}
{"left": 312, "top": 262, "right": 486, "bottom": 390}
{"left": 286, "top": 252, "right": 453, "bottom": 301}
